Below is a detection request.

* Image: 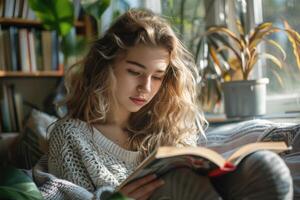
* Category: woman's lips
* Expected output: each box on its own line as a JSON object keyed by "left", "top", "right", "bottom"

{"left": 130, "top": 97, "right": 147, "bottom": 106}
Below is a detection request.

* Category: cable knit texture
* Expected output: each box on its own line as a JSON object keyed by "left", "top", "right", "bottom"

{"left": 39, "top": 118, "right": 142, "bottom": 199}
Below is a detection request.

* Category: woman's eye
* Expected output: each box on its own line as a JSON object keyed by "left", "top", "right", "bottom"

{"left": 127, "top": 69, "right": 140, "bottom": 76}
{"left": 152, "top": 76, "right": 163, "bottom": 81}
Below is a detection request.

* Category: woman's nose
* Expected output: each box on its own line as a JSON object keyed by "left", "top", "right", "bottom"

{"left": 138, "top": 76, "right": 151, "bottom": 93}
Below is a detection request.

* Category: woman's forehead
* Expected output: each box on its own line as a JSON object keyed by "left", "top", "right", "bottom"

{"left": 124, "top": 44, "right": 170, "bottom": 69}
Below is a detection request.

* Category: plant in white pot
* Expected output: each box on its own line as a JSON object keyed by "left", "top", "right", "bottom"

{"left": 204, "top": 21, "right": 293, "bottom": 118}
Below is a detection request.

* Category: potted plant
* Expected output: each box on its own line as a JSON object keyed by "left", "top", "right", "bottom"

{"left": 202, "top": 20, "right": 293, "bottom": 118}
{"left": 28, "top": 0, "right": 112, "bottom": 68}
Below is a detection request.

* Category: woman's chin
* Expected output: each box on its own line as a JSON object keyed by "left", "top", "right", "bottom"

{"left": 128, "top": 105, "right": 144, "bottom": 113}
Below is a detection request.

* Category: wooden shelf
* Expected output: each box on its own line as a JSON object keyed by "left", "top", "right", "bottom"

{"left": 0, "top": 18, "right": 85, "bottom": 28}
{"left": 0, "top": 71, "right": 64, "bottom": 78}
{"left": 0, "top": 132, "right": 19, "bottom": 138}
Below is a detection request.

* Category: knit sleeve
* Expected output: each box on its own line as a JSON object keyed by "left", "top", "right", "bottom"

{"left": 33, "top": 167, "right": 115, "bottom": 200}
{"left": 179, "top": 132, "right": 201, "bottom": 147}
{"left": 48, "top": 121, "right": 120, "bottom": 192}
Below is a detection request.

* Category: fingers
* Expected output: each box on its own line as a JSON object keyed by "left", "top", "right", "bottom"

{"left": 137, "top": 190, "right": 155, "bottom": 200}
{"left": 119, "top": 174, "right": 165, "bottom": 200}
{"left": 130, "top": 178, "right": 165, "bottom": 200}
{"left": 121, "top": 174, "right": 157, "bottom": 194}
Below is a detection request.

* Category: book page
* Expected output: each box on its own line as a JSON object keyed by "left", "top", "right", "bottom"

{"left": 155, "top": 147, "right": 226, "bottom": 167}
{"left": 118, "top": 142, "right": 288, "bottom": 190}
{"left": 118, "top": 155, "right": 220, "bottom": 189}
{"left": 227, "top": 142, "right": 289, "bottom": 165}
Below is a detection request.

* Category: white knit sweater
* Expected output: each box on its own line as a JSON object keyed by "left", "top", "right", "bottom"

{"left": 36, "top": 118, "right": 142, "bottom": 199}
{"left": 50, "top": 118, "right": 142, "bottom": 187}
{"left": 34, "top": 118, "right": 199, "bottom": 199}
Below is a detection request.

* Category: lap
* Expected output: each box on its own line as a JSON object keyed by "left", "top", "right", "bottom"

{"left": 150, "top": 168, "right": 220, "bottom": 200}
{"left": 150, "top": 151, "right": 293, "bottom": 200}
{"left": 212, "top": 150, "right": 293, "bottom": 200}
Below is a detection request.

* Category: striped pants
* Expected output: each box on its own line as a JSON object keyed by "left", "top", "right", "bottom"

{"left": 150, "top": 151, "right": 293, "bottom": 200}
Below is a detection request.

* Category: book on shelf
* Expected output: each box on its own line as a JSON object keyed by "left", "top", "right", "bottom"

{"left": 0, "top": 28, "right": 18, "bottom": 71}
{"left": 32, "top": 29, "right": 43, "bottom": 71}
{"left": 13, "top": 93, "right": 24, "bottom": 131}
{"left": 117, "top": 141, "right": 289, "bottom": 190}
{"left": 1, "top": 0, "right": 36, "bottom": 20}
{"left": 2, "top": 29, "right": 13, "bottom": 70}
{"left": 0, "top": 1, "right": 4, "bottom": 18}
{"left": 0, "top": 30, "right": 5, "bottom": 70}
{"left": 9, "top": 27, "right": 20, "bottom": 71}
{"left": 1, "top": 85, "right": 12, "bottom": 132}
{"left": 13, "top": 0, "right": 22, "bottom": 18}
{"left": 28, "top": 30, "right": 37, "bottom": 71}
{"left": 6, "top": 84, "right": 18, "bottom": 131}
{"left": 41, "top": 31, "right": 59, "bottom": 71}
{"left": 0, "top": 84, "right": 24, "bottom": 132}
{"left": 19, "top": 28, "right": 31, "bottom": 72}
{"left": 0, "top": 28, "right": 62, "bottom": 73}
{"left": 4, "top": 0, "right": 14, "bottom": 18}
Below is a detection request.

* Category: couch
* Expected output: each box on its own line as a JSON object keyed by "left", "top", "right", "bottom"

{"left": 1, "top": 109, "right": 300, "bottom": 198}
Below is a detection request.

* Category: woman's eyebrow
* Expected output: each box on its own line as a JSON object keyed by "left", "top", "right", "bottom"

{"left": 126, "top": 60, "right": 146, "bottom": 69}
{"left": 126, "top": 60, "right": 166, "bottom": 73}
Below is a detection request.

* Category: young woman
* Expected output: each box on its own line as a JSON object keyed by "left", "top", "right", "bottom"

{"left": 40, "top": 9, "right": 293, "bottom": 200}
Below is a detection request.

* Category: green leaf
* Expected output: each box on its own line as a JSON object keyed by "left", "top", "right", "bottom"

{"left": 28, "top": 0, "right": 74, "bottom": 36}
{"left": 0, "top": 166, "right": 43, "bottom": 200}
{"left": 208, "top": 33, "right": 242, "bottom": 65}
{"left": 82, "top": 0, "right": 111, "bottom": 21}
{"left": 167, "top": 0, "right": 174, "bottom": 9}
{"left": 61, "top": 31, "right": 88, "bottom": 57}
{"left": 207, "top": 26, "right": 242, "bottom": 48}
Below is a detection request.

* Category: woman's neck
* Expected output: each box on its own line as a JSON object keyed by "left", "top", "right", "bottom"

{"left": 94, "top": 112, "right": 130, "bottom": 150}
{"left": 107, "top": 108, "right": 130, "bottom": 129}
{"left": 93, "top": 123, "right": 131, "bottom": 150}
{"left": 92, "top": 108, "right": 132, "bottom": 149}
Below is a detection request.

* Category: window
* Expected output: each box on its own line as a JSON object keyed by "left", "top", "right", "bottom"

{"left": 252, "top": 0, "right": 300, "bottom": 114}
{"left": 159, "top": 0, "right": 300, "bottom": 115}
{"left": 161, "top": 0, "right": 209, "bottom": 53}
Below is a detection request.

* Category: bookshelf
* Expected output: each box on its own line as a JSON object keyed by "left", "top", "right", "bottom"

{"left": 0, "top": 18, "right": 85, "bottom": 28}
{"left": 0, "top": 71, "right": 64, "bottom": 77}
{"left": 0, "top": 2, "right": 93, "bottom": 134}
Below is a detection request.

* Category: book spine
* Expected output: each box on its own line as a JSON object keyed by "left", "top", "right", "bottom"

{"left": 4, "top": 0, "right": 14, "bottom": 18}
{"left": 51, "top": 32, "right": 58, "bottom": 71}
{"left": 0, "top": 29, "right": 5, "bottom": 70}
{"left": 1, "top": 85, "right": 12, "bottom": 132}
{"left": 3, "top": 29, "right": 12, "bottom": 71}
{"left": 19, "top": 29, "right": 30, "bottom": 72}
{"left": 41, "top": 31, "right": 52, "bottom": 71}
{"left": 14, "top": 93, "right": 24, "bottom": 131}
{"left": 28, "top": 30, "right": 37, "bottom": 72}
{"left": 9, "top": 27, "right": 19, "bottom": 71}
{"left": 6, "top": 84, "right": 18, "bottom": 131}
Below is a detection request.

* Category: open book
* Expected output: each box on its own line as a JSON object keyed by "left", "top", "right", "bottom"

{"left": 118, "top": 142, "right": 289, "bottom": 189}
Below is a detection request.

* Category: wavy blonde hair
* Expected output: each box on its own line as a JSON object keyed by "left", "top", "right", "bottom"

{"left": 62, "top": 9, "right": 206, "bottom": 157}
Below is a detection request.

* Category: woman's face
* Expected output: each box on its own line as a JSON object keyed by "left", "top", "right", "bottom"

{"left": 113, "top": 44, "right": 169, "bottom": 115}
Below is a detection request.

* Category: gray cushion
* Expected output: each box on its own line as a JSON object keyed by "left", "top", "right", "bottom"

{"left": 13, "top": 109, "right": 57, "bottom": 169}
{"left": 201, "top": 119, "right": 300, "bottom": 198}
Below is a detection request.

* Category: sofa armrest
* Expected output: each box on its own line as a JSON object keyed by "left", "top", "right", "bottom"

{"left": 0, "top": 133, "right": 19, "bottom": 164}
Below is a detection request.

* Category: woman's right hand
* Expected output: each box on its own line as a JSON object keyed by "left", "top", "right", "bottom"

{"left": 119, "top": 174, "right": 165, "bottom": 200}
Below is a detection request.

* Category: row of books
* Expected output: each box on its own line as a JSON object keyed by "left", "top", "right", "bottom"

{"left": 0, "top": 0, "right": 36, "bottom": 19}
{"left": 1, "top": 84, "right": 24, "bottom": 132}
{"left": 0, "top": 0, "right": 83, "bottom": 21}
{"left": 0, "top": 27, "right": 62, "bottom": 72}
